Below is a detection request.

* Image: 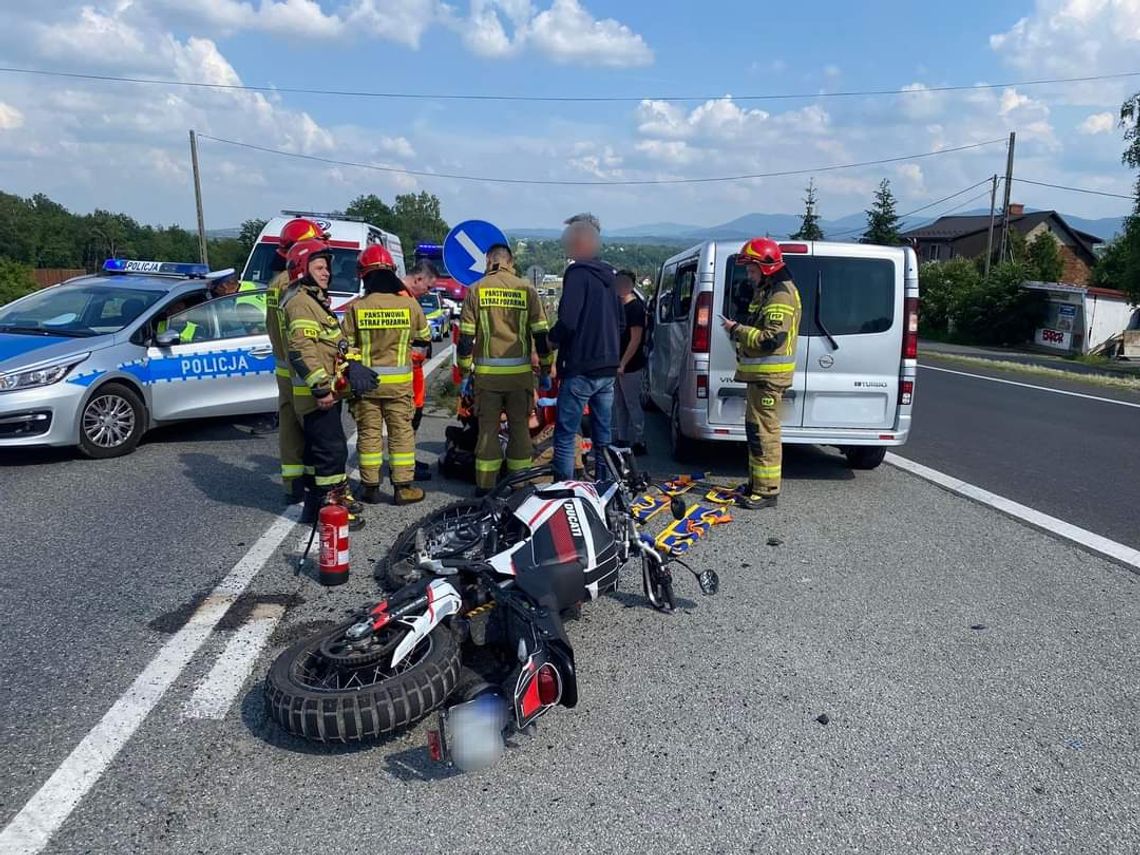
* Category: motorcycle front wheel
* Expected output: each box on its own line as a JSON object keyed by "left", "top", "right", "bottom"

{"left": 264, "top": 620, "right": 461, "bottom": 743}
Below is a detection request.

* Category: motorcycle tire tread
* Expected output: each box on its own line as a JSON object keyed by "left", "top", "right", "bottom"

{"left": 376, "top": 498, "right": 487, "bottom": 583}
{"left": 264, "top": 626, "right": 462, "bottom": 743}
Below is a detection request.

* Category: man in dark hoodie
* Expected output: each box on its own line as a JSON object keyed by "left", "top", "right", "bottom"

{"left": 549, "top": 212, "right": 624, "bottom": 481}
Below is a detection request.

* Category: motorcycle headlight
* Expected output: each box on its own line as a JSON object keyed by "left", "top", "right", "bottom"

{"left": 0, "top": 354, "right": 89, "bottom": 392}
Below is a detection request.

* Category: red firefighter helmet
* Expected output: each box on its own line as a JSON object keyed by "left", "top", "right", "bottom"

{"left": 286, "top": 238, "right": 332, "bottom": 284}
{"left": 357, "top": 244, "right": 396, "bottom": 276}
{"left": 277, "top": 218, "right": 328, "bottom": 258}
{"left": 736, "top": 237, "right": 785, "bottom": 276}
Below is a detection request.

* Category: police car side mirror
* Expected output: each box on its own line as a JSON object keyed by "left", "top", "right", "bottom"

{"left": 155, "top": 329, "right": 180, "bottom": 347}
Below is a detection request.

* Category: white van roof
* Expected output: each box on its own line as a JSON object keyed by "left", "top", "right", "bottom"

{"left": 256, "top": 212, "right": 403, "bottom": 257}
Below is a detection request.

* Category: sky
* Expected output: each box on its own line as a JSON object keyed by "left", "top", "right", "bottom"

{"left": 0, "top": 0, "right": 1137, "bottom": 234}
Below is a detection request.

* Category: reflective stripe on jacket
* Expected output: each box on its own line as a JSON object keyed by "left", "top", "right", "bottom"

{"left": 341, "top": 292, "right": 430, "bottom": 395}
{"left": 732, "top": 270, "right": 802, "bottom": 386}
{"left": 458, "top": 265, "right": 551, "bottom": 391}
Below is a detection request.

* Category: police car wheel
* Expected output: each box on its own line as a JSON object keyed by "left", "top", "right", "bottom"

{"left": 78, "top": 382, "right": 145, "bottom": 459}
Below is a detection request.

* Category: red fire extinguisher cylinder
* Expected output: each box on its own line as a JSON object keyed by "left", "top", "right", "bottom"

{"left": 318, "top": 504, "right": 350, "bottom": 586}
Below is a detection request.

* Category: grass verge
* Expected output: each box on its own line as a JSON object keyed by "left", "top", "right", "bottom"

{"left": 923, "top": 353, "right": 1140, "bottom": 392}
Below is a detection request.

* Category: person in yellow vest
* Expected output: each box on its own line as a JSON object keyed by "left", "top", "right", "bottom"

{"left": 341, "top": 245, "right": 431, "bottom": 506}
{"left": 457, "top": 243, "right": 553, "bottom": 496}
{"left": 281, "top": 238, "right": 376, "bottom": 529}
{"left": 263, "top": 218, "right": 327, "bottom": 503}
{"left": 720, "top": 237, "right": 802, "bottom": 510}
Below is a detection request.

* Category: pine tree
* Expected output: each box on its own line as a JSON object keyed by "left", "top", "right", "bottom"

{"left": 790, "top": 179, "right": 825, "bottom": 241}
{"left": 863, "top": 178, "right": 902, "bottom": 246}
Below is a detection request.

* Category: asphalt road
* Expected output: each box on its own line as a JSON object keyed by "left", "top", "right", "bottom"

{"left": 905, "top": 356, "right": 1140, "bottom": 550}
{"left": 1, "top": 373, "right": 1138, "bottom": 853}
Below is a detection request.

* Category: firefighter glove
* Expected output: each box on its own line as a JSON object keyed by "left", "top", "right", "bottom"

{"left": 346, "top": 361, "right": 379, "bottom": 395}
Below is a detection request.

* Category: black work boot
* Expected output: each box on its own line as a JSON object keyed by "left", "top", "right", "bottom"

{"left": 738, "top": 492, "right": 778, "bottom": 510}
{"left": 393, "top": 482, "right": 425, "bottom": 506}
{"left": 326, "top": 487, "right": 366, "bottom": 531}
{"left": 300, "top": 489, "right": 321, "bottom": 525}
{"left": 414, "top": 460, "right": 433, "bottom": 482}
{"left": 360, "top": 484, "right": 384, "bottom": 504}
{"left": 339, "top": 487, "right": 365, "bottom": 515}
{"left": 285, "top": 479, "right": 305, "bottom": 505}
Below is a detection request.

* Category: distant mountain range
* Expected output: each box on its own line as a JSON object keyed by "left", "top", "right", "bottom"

{"left": 508, "top": 209, "right": 1126, "bottom": 245}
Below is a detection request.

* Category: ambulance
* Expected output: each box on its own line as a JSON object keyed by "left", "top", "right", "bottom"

{"left": 240, "top": 211, "right": 405, "bottom": 299}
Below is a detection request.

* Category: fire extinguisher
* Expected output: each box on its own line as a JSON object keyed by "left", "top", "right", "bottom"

{"left": 318, "top": 504, "right": 350, "bottom": 586}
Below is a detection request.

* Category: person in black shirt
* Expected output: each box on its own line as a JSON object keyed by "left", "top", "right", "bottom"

{"left": 613, "top": 269, "right": 648, "bottom": 456}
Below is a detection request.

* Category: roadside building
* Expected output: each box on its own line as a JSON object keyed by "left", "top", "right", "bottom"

{"left": 1023, "top": 280, "right": 1135, "bottom": 354}
{"left": 901, "top": 204, "right": 1103, "bottom": 286}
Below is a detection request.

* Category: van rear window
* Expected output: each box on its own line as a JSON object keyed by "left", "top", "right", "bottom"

{"left": 724, "top": 255, "right": 895, "bottom": 336}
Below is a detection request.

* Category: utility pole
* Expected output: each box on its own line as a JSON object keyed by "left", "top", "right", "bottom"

{"left": 997, "top": 131, "right": 1016, "bottom": 264}
{"left": 984, "top": 173, "right": 998, "bottom": 278}
{"left": 189, "top": 130, "right": 209, "bottom": 266}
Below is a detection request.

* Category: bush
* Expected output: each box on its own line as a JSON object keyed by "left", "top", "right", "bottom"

{"left": 953, "top": 261, "right": 1047, "bottom": 346}
{"left": 918, "top": 258, "right": 980, "bottom": 335}
{"left": 0, "top": 258, "right": 38, "bottom": 307}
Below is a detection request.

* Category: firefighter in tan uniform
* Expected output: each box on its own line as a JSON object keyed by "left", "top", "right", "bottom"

{"left": 457, "top": 244, "right": 553, "bottom": 496}
{"left": 261, "top": 218, "right": 327, "bottom": 504}
{"left": 721, "top": 237, "right": 802, "bottom": 510}
{"left": 281, "top": 239, "right": 377, "bottom": 529}
{"left": 342, "top": 245, "right": 430, "bottom": 506}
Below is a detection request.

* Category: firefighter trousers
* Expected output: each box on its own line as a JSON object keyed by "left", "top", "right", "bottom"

{"left": 302, "top": 401, "right": 348, "bottom": 497}
{"left": 474, "top": 387, "right": 533, "bottom": 490}
{"left": 352, "top": 392, "right": 416, "bottom": 486}
{"left": 745, "top": 383, "right": 784, "bottom": 496}
{"left": 276, "top": 375, "right": 305, "bottom": 494}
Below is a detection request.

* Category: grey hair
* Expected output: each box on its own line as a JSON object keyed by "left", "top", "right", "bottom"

{"left": 562, "top": 212, "right": 602, "bottom": 253}
{"left": 563, "top": 212, "right": 601, "bottom": 233}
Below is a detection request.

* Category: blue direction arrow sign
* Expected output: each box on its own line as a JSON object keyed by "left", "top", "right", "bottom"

{"left": 443, "top": 219, "right": 509, "bottom": 287}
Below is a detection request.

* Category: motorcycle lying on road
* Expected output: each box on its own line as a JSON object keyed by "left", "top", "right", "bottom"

{"left": 263, "top": 447, "right": 720, "bottom": 767}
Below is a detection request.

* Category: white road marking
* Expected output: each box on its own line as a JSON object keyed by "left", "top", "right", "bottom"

{"left": 886, "top": 453, "right": 1140, "bottom": 572}
{"left": 0, "top": 506, "right": 303, "bottom": 855}
{"left": 182, "top": 603, "right": 286, "bottom": 720}
{"left": 424, "top": 343, "right": 453, "bottom": 378}
{"left": 919, "top": 364, "right": 1140, "bottom": 409}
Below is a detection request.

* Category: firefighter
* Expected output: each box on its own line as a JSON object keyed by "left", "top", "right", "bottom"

{"left": 265, "top": 218, "right": 328, "bottom": 504}
{"left": 281, "top": 238, "right": 377, "bottom": 528}
{"left": 342, "top": 245, "right": 431, "bottom": 506}
{"left": 720, "top": 237, "right": 802, "bottom": 509}
{"left": 457, "top": 243, "right": 552, "bottom": 497}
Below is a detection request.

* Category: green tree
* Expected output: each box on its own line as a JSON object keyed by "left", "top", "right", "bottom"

{"left": 954, "top": 261, "right": 1046, "bottom": 346}
{"left": 918, "top": 257, "right": 981, "bottom": 335}
{"left": 863, "top": 179, "right": 902, "bottom": 246}
{"left": 392, "top": 191, "right": 449, "bottom": 250}
{"left": 1099, "top": 90, "right": 1140, "bottom": 304}
{"left": 345, "top": 194, "right": 396, "bottom": 232}
{"left": 1026, "top": 231, "right": 1064, "bottom": 282}
{"left": 790, "top": 179, "right": 825, "bottom": 241}
{"left": 238, "top": 218, "right": 268, "bottom": 255}
{"left": 0, "top": 258, "right": 38, "bottom": 306}
{"left": 208, "top": 237, "right": 250, "bottom": 272}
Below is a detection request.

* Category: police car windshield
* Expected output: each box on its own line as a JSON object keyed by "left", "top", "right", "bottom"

{"left": 242, "top": 244, "right": 362, "bottom": 292}
{"left": 0, "top": 284, "right": 164, "bottom": 337}
{"left": 418, "top": 294, "right": 440, "bottom": 310}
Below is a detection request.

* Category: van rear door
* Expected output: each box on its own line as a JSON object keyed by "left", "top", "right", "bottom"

{"left": 707, "top": 243, "right": 807, "bottom": 429}
{"left": 801, "top": 248, "right": 901, "bottom": 430}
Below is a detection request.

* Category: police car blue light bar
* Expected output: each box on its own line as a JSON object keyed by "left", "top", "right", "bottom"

{"left": 103, "top": 259, "right": 211, "bottom": 277}
{"left": 416, "top": 243, "right": 443, "bottom": 255}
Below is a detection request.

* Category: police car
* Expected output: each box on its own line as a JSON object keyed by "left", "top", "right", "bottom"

{"left": 418, "top": 292, "right": 449, "bottom": 341}
{"left": 0, "top": 260, "right": 355, "bottom": 459}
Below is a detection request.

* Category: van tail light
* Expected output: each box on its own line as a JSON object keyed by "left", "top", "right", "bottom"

{"left": 900, "top": 379, "right": 914, "bottom": 406}
{"left": 696, "top": 374, "right": 708, "bottom": 399}
{"left": 779, "top": 243, "right": 809, "bottom": 254}
{"left": 692, "top": 291, "right": 713, "bottom": 353}
{"left": 903, "top": 297, "right": 919, "bottom": 359}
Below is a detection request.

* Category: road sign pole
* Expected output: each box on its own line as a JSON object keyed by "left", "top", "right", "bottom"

{"left": 189, "top": 130, "right": 209, "bottom": 267}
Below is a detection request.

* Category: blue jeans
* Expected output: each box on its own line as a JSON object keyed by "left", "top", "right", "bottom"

{"left": 553, "top": 375, "right": 614, "bottom": 481}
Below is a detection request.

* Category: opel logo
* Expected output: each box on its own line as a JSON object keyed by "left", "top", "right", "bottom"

{"left": 818, "top": 355, "right": 834, "bottom": 369}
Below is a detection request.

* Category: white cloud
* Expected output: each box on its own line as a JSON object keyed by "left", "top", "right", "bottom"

{"left": 346, "top": 0, "right": 448, "bottom": 48}
{"left": 526, "top": 0, "right": 652, "bottom": 67}
{"left": 1078, "top": 111, "right": 1117, "bottom": 134}
{"left": 155, "top": 0, "right": 344, "bottom": 38}
{"left": 0, "top": 102, "right": 24, "bottom": 130}
{"left": 990, "top": 0, "right": 1140, "bottom": 105}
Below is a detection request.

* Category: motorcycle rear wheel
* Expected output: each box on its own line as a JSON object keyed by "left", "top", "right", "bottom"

{"left": 264, "top": 621, "right": 461, "bottom": 743}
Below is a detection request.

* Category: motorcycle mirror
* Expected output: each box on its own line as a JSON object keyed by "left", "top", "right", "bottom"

{"left": 670, "top": 496, "right": 687, "bottom": 521}
{"left": 697, "top": 569, "right": 720, "bottom": 596}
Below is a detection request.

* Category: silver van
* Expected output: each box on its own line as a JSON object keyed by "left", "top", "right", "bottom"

{"left": 645, "top": 240, "right": 919, "bottom": 469}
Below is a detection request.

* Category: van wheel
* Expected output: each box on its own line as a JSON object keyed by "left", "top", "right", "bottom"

{"left": 670, "top": 397, "right": 697, "bottom": 463}
{"left": 78, "top": 382, "right": 146, "bottom": 459}
{"left": 844, "top": 446, "right": 886, "bottom": 470}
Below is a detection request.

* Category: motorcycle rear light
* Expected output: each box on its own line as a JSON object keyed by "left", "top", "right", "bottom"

{"left": 696, "top": 374, "right": 708, "bottom": 399}
{"left": 520, "top": 675, "right": 542, "bottom": 719}
{"left": 900, "top": 379, "right": 914, "bottom": 406}
{"left": 903, "top": 297, "right": 919, "bottom": 360}
{"left": 537, "top": 664, "right": 561, "bottom": 706}
{"left": 691, "top": 292, "right": 713, "bottom": 353}
{"left": 427, "top": 728, "right": 443, "bottom": 762}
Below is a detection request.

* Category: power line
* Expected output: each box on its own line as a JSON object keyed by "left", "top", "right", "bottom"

{"left": 827, "top": 177, "right": 995, "bottom": 237}
{"left": 197, "top": 133, "right": 1005, "bottom": 187}
{"left": 1013, "top": 177, "right": 1133, "bottom": 201}
{"left": 2, "top": 65, "right": 1139, "bottom": 104}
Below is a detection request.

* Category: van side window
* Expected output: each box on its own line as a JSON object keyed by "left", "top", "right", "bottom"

{"left": 657, "top": 264, "right": 677, "bottom": 323}
{"left": 672, "top": 264, "right": 697, "bottom": 320}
